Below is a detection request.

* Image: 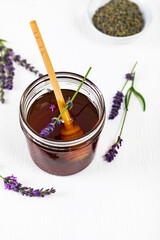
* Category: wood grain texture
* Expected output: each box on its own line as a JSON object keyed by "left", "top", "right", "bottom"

{"left": 30, "top": 20, "right": 72, "bottom": 125}
{"left": 0, "top": 0, "right": 160, "bottom": 240}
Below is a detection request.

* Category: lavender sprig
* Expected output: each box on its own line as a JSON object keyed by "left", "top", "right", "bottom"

{"left": 65, "top": 97, "right": 73, "bottom": 110}
{"left": 40, "top": 67, "right": 92, "bottom": 138}
{"left": 105, "top": 65, "right": 146, "bottom": 162}
{"left": 0, "top": 174, "right": 55, "bottom": 197}
{"left": 125, "top": 73, "right": 134, "bottom": 80}
{"left": 108, "top": 91, "right": 124, "bottom": 119}
{"left": 104, "top": 136, "right": 123, "bottom": 162}
{"left": 12, "top": 54, "right": 43, "bottom": 77}
{"left": 108, "top": 62, "right": 137, "bottom": 120}
{"left": 0, "top": 39, "right": 43, "bottom": 103}
{"left": 40, "top": 118, "right": 61, "bottom": 137}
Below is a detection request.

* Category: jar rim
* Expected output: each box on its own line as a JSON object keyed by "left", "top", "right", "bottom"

{"left": 19, "top": 72, "right": 106, "bottom": 149}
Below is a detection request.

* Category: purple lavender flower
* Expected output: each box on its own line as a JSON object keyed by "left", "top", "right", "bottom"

{"left": 5, "top": 76, "right": 14, "bottom": 90}
{"left": 65, "top": 98, "right": 73, "bottom": 110}
{"left": 108, "top": 91, "right": 124, "bottom": 119}
{"left": 0, "top": 40, "right": 43, "bottom": 103}
{"left": 104, "top": 137, "right": 123, "bottom": 162}
{"left": 1, "top": 174, "right": 55, "bottom": 197}
{"left": 12, "top": 54, "right": 43, "bottom": 77}
{"left": 0, "top": 52, "right": 15, "bottom": 90}
{"left": 0, "top": 75, "right": 6, "bottom": 89}
{"left": 52, "top": 117, "right": 61, "bottom": 126}
{"left": 40, "top": 123, "right": 55, "bottom": 137}
{"left": 4, "top": 174, "right": 18, "bottom": 189}
{"left": 6, "top": 48, "right": 14, "bottom": 57}
{"left": 40, "top": 118, "right": 61, "bottom": 137}
{"left": 125, "top": 73, "right": 134, "bottom": 80}
{"left": 49, "top": 104, "right": 56, "bottom": 112}
{"left": 12, "top": 55, "right": 20, "bottom": 61}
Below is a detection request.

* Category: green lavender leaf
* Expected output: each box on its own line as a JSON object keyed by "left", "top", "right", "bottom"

{"left": 0, "top": 39, "right": 7, "bottom": 43}
{"left": 132, "top": 88, "right": 146, "bottom": 111}
{"left": 125, "top": 87, "right": 132, "bottom": 111}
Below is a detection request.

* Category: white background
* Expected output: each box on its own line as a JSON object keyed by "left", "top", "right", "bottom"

{"left": 0, "top": 0, "right": 160, "bottom": 239}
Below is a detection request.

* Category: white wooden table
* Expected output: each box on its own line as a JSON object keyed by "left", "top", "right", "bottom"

{"left": 0, "top": 0, "right": 160, "bottom": 239}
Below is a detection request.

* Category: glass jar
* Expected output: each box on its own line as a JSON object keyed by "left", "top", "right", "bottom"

{"left": 19, "top": 72, "right": 105, "bottom": 176}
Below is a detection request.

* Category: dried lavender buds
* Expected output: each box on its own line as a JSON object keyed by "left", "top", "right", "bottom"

{"left": 92, "top": 0, "right": 144, "bottom": 37}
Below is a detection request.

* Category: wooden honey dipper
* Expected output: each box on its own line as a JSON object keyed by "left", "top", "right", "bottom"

{"left": 30, "top": 20, "right": 83, "bottom": 140}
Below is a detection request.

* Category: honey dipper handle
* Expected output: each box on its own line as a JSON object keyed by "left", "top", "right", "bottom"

{"left": 30, "top": 20, "right": 72, "bottom": 126}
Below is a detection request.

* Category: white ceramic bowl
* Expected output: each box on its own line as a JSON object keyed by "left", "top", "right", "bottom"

{"left": 87, "top": 0, "right": 152, "bottom": 43}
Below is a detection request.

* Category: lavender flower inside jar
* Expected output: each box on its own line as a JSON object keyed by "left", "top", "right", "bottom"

{"left": 19, "top": 72, "right": 105, "bottom": 176}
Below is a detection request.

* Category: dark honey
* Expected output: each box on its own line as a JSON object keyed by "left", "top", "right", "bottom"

{"left": 27, "top": 89, "right": 99, "bottom": 140}
{"left": 25, "top": 89, "right": 100, "bottom": 175}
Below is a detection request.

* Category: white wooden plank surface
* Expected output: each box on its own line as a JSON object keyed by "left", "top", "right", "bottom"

{"left": 0, "top": 0, "right": 160, "bottom": 239}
